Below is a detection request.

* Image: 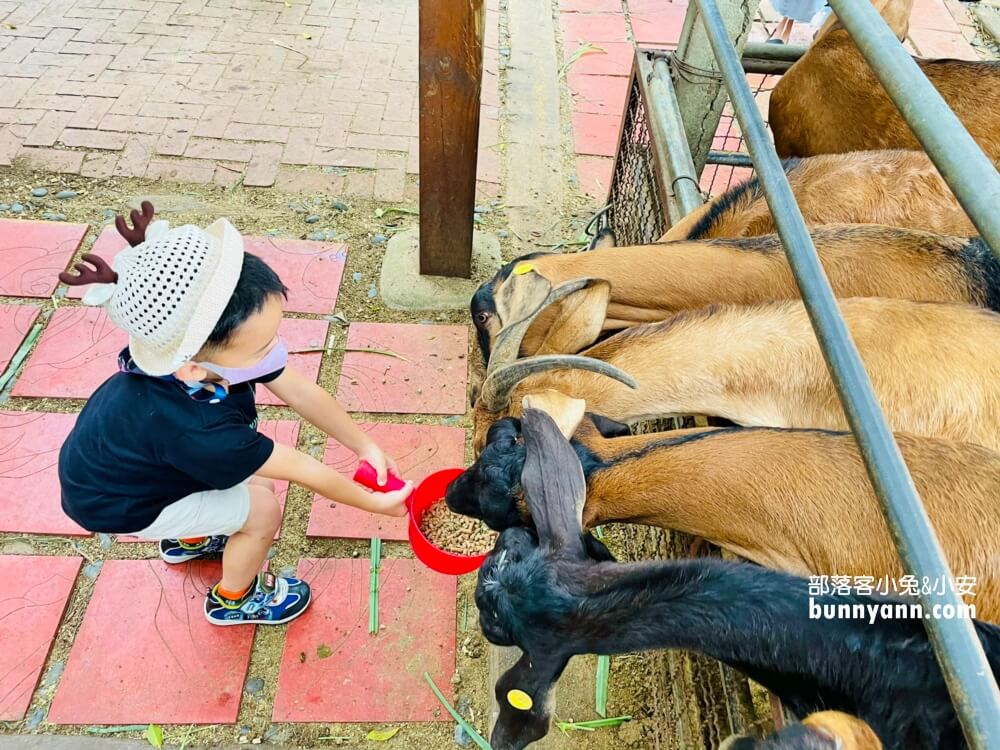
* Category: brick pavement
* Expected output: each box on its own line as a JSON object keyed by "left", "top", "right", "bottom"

{"left": 0, "top": 0, "right": 501, "bottom": 200}
{"left": 559, "top": 0, "right": 988, "bottom": 200}
{"left": 0, "top": 219, "right": 466, "bottom": 735}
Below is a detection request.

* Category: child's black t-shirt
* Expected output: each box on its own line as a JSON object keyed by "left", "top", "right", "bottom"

{"left": 59, "top": 349, "right": 281, "bottom": 534}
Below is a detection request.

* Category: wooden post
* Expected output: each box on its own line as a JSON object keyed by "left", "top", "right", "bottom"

{"left": 418, "top": 0, "right": 485, "bottom": 278}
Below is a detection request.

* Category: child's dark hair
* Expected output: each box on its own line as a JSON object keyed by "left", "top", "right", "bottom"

{"left": 203, "top": 253, "right": 287, "bottom": 349}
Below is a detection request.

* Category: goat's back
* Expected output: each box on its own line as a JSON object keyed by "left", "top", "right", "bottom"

{"left": 518, "top": 298, "right": 1000, "bottom": 450}
{"left": 666, "top": 151, "right": 974, "bottom": 241}
{"left": 770, "top": 31, "right": 1000, "bottom": 159}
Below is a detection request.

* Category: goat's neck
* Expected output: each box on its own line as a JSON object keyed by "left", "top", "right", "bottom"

{"left": 515, "top": 307, "right": 824, "bottom": 428}
{"left": 576, "top": 426, "right": 860, "bottom": 573}
{"left": 554, "top": 559, "right": 943, "bottom": 715}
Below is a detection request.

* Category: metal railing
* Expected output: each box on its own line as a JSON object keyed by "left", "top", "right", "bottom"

{"left": 688, "top": 0, "right": 1000, "bottom": 745}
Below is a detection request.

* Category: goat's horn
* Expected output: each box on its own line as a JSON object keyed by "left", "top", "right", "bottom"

{"left": 488, "top": 277, "right": 602, "bottom": 373}
{"left": 480, "top": 354, "right": 638, "bottom": 413}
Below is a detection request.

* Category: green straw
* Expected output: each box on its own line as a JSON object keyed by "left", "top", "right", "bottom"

{"left": 369, "top": 537, "right": 381, "bottom": 634}
{"left": 425, "top": 673, "right": 493, "bottom": 750}
{"left": 556, "top": 715, "right": 632, "bottom": 733}
{"left": 0, "top": 319, "right": 44, "bottom": 394}
{"left": 595, "top": 655, "right": 610, "bottom": 717}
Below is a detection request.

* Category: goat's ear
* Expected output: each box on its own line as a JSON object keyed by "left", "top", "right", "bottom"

{"left": 532, "top": 279, "right": 610, "bottom": 357}
{"left": 588, "top": 412, "right": 632, "bottom": 438}
{"left": 521, "top": 391, "right": 586, "bottom": 439}
{"left": 520, "top": 407, "right": 587, "bottom": 555}
{"left": 588, "top": 227, "right": 617, "bottom": 250}
{"left": 495, "top": 267, "right": 552, "bottom": 336}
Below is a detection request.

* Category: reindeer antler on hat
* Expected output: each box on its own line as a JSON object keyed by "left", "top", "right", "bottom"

{"left": 58, "top": 201, "right": 156, "bottom": 289}
{"left": 115, "top": 200, "right": 155, "bottom": 247}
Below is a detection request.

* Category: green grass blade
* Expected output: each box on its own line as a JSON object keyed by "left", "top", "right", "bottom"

{"left": 424, "top": 673, "right": 493, "bottom": 750}
{"left": 555, "top": 715, "right": 632, "bottom": 733}
{"left": 85, "top": 725, "right": 149, "bottom": 734}
{"left": 595, "top": 655, "right": 610, "bottom": 717}
{"left": 0, "top": 320, "right": 44, "bottom": 394}
{"left": 558, "top": 42, "right": 606, "bottom": 79}
{"left": 369, "top": 537, "right": 382, "bottom": 634}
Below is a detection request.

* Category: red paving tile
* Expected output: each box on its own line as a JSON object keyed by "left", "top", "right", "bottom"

{"left": 117, "top": 420, "right": 300, "bottom": 543}
{"left": 567, "top": 71, "right": 630, "bottom": 116}
{"left": 561, "top": 0, "right": 623, "bottom": 11}
{"left": 272, "top": 558, "right": 457, "bottom": 723}
{"left": 337, "top": 323, "right": 469, "bottom": 415}
{"left": 242, "top": 237, "right": 347, "bottom": 315}
{"left": 564, "top": 40, "right": 635, "bottom": 76}
{"left": 12, "top": 307, "right": 124, "bottom": 400}
{"left": 0, "top": 304, "right": 41, "bottom": 374}
{"left": 576, "top": 156, "right": 615, "bottom": 198}
{"left": 909, "top": 28, "right": 980, "bottom": 59}
{"left": 560, "top": 12, "right": 629, "bottom": 43}
{"left": 0, "top": 220, "right": 88, "bottom": 298}
{"left": 12, "top": 308, "right": 326, "bottom": 407}
{"left": 308, "top": 423, "right": 467, "bottom": 541}
{"left": 630, "top": 4, "right": 687, "bottom": 46}
{"left": 572, "top": 112, "right": 621, "bottom": 157}
{"left": 48, "top": 559, "right": 254, "bottom": 725}
{"left": 0, "top": 556, "right": 81, "bottom": 721}
{"left": 70, "top": 231, "right": 348, "bottom": 315}
{"left": 912, "top": 0, "right": 963, "bottom": 32}
{"left": 0, "top": 411, "right": 88, "bottom": 536}
{"left": 255, "top": 318, "right": 330, "bottom": 407}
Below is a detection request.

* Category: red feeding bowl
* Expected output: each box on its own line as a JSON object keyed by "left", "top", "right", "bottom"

{"left": 407, "top": 468, "right": 488, "bottom": 575}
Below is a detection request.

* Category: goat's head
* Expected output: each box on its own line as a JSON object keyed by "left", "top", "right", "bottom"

{"left": 452, "top": 391, "right": 613, "bottom": 529}
{"left": 476, "top": 407, "right": 609, "bottom": 750}
{"left": 471, "top": 254, "right": 612, "bottom": 366}
{"left": 471, "top": 326, "right": 638, "bottom": 454}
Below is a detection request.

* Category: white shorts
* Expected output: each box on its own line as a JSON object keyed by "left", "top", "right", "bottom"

{"left": 135, "top": 481, "right": 252, "bottom": 540}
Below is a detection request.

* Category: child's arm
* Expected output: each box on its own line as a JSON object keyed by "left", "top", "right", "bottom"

{"left": 256, "top": 443, "right": 412, "bottom": 517}
{"left": 264, "top": 367, "right": 398, "bottom": 482}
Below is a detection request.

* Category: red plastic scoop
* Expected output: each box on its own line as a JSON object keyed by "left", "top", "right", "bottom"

{"left": 353, "top": 460, "right": 406, "bottom": 492}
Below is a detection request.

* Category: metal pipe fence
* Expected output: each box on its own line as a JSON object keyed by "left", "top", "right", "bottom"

{"left": 692, "top": 0, "right": 1000, "bottom": 744}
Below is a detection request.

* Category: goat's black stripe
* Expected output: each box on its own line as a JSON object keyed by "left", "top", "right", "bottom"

{"left": 685, "top": 158, "right": 802, "bottom": 240}
{"left": 582, "top": 425, "right": 844, "bottom": 473}
{"left": 960, "top": 236, "right": 1000, "bottom": 313}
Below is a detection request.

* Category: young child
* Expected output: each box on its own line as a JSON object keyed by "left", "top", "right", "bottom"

{"left": 58, "top": 205, "right": 414, "bottom": 626}
{"left": 769, "top": 0, "right": 828, "bottom": 43}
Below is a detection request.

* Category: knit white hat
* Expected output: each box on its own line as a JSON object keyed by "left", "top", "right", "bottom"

{"left": 81, "top": 217, "right": 245, "bottom": 376}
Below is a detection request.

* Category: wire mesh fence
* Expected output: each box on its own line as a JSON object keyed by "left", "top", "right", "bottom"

{"left": 597, "top": 56, "right": 779, "bottom": 245}
{"left": 604, "top": 73, "right": 669, "bottom": 247}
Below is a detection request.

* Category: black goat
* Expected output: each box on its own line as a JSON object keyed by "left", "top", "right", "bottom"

{"left": 477, "top": 408, "right": 1000, "bottom": 750}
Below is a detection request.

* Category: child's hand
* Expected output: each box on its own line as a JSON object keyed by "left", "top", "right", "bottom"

{"left": 356, "top": 442, "right": 400, "bottom": 487}
{"left": 370, "top": 482, "right": 414, "bottom": 517}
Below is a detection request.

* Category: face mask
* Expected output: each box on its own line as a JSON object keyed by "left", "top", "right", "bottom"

{"left": 197, "top": 338, "right": 288, "bottom": 386}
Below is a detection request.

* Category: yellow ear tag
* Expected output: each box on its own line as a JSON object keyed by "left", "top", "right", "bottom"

{"left": 506, "top": 689, "right": 534, "bottom": 711}
{"left": 512, "top": 262, "right": 535, "bottom": 276}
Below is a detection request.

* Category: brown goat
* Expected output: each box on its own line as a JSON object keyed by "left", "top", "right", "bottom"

{"left": 720, "top": 711, "right": 882, "bottom": 749}
{"left": 471, "top": 225, "right": 999, "bottom": 364}
{"left": 549, "top": 398, "right": 999, "bottom": 621}
{"left": 472, "top": 297, "right": 1000, "bottom": 453}
{"left": 768, "top": 0, "right": 1000, "bottom": 159}
{"left": 659, "top": 150, "right": 975, "bottom": 242}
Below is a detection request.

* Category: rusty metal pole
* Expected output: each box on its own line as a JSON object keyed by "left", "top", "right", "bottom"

{"left": 418, "top": 0, "right": 485, "bottom": 278}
